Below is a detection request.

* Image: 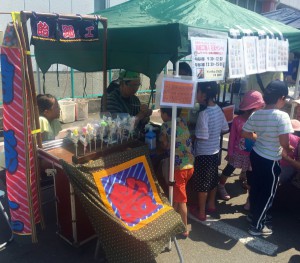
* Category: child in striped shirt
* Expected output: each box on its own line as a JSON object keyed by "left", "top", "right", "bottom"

{"left": 242, "top": 80, "right": 293, "bottom": 236}
{"left": 190, "top": 82, "right": 229, "bottom": 221}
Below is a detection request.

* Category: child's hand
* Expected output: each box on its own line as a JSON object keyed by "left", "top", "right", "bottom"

{"left": 281, "top": 149, "right": 288, "bottom": 160}
{"left": 287, "top": 145, "right": 294, "bottom": 154}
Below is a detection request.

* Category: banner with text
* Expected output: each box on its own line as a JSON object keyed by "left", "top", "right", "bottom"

{"left": 191, "top": 37, "right": 227, "bottom": 82}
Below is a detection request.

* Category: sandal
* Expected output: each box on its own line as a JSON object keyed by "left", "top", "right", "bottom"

{"left": 189, "top": 206, "right": 207, "bottom": 221}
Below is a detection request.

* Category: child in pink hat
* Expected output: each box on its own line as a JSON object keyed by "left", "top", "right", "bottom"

{"left": 218, "top": 90, "right": 265, "bottom": 210}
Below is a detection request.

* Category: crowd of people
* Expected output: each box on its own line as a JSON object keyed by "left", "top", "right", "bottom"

{"left": 36, "top": 68, "right": 300, "bottom": 239}
{"left": 157, "top": 79, "right": 300, "bottom": 238}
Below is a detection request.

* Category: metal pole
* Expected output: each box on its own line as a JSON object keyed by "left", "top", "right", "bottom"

{"left": 71, "top": 68, "right": 75, "bottom": 98}
{"left": 36, "top": 59, "right": 41, "bottom": 94}
{"left": 168, "top": 105, "right": 177, "bottom": 251}
{"left": 290, "top": 60, "right": 300, "bottom": 118}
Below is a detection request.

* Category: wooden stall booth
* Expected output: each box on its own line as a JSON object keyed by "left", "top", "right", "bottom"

{"left": 38, "top": 139, "right": 146, "bottom": 246}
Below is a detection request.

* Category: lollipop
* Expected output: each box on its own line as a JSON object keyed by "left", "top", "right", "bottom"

{"left": 92, "top": 123, "right": 99, "bottom": 151}
{"left": 71, "top": 128, "right": 79, "bottom": 156}
{"left": 80, "top": 127, "right": 88, "bottom": 155}
{"left": 86, "top": 123, "right": 94, "bottom": 152}
{"left": 99, "top": 119, "right": 108, "bottom": 149}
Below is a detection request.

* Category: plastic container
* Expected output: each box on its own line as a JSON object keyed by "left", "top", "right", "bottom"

{"left": 74, "top": 99, "right": 88, "bottom": 121}
{"left": 145, "top": 125, "right": 156, "bottom": 150}
{"left": 58, "top": 100, "right": 76, "bottom": 123}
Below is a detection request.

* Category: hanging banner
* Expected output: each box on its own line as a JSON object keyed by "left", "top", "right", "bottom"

{"left": 1, "top": 45, "right": 41, "bottom": 235}
{"left": 228, "top": 38, "right": 245, "bottom": 78}
{"left": 57, "top": 19, "right": 99, "bottom": 42}
{"left": 160, "top": 77, "right": 196, "bottom": 108}
{"left": 191, "top": 37, "right": 227, "bottom": 82}
{"left": 276, "top": 39, "right": 289, "bottom": 72}
{"left": 266, "top": 36, "right": 277, "bottom": 71}
{"left": 30, "top": 15, "right": 57, "bottom": 41}
{"left": 243, "top": 36, "right": 258, "bottom": 75}
{"left": 256, "top": 38, "right": 267, "bottom": 73}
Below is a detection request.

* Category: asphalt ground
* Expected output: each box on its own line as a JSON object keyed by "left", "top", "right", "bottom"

{"left": 1, "top": 117, "right": 300, "bottom": 263}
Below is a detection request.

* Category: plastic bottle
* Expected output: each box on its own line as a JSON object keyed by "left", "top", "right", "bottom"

{"left": 145, "top": 125, "right": 156, "bottom": 150}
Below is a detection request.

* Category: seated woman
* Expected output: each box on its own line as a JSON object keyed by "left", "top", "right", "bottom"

{"left": 37, "top": 94, "right": 62, "bottom": 141}
{"left": 105, "top": 70, "right": 152, "bottom": 131}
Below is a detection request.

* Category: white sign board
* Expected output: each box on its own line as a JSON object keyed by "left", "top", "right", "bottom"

{"left": 276, "top": 39, "right": 289, "bottom": 72}
{"left": 256, "top": 38, "right": 267, "bottom": 73}
{"left": 228, "top": 38, "right": 245, "bottom": 78}
{"left": 266, "top": 37, "right": 277, "bottom": 71}
{"left": 191, "top": 37, "right": 227, "bottom": 82}
{"left": 243, "top": 36, "right": 258, "bottom": 75}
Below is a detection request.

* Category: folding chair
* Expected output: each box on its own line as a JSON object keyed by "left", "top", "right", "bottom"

{"left": 0, "top": 190, "right": 13, "bottom": 248}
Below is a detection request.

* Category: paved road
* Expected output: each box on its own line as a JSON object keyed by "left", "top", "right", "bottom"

{"left": 1, "top": 126, "right": 300, "bottom": 263}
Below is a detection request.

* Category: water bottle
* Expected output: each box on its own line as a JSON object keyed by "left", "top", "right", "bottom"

{"left": 145, "top": 125, "right": 156, "bottom": 150}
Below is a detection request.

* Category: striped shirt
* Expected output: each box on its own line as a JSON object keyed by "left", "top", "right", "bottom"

{"left": 243, "top": 109, "right": 293, "bottom": 161}
{"left": 106, "top": 88, "right": 140, "bottom": 116}
{"left": 194, "top": 105, "right": 229, "bottom": 156}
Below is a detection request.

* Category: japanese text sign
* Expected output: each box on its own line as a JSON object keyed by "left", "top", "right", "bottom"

{"left": 191, "top": 37, "right": 227, "bottom": 82}
{"left": 243, "top": 36, "right": 258, "bottom": 75}
{"left": 228, "top": 38, "right": 245, "bottom": 78}
{"left": 31, "top": 16, "right": 56, "bottom": 41}
{"left": 30, "top": 15, "right": 99, "bottom": 43}
{"left": 57, "top": 19, "right": 99, "bottom": 42}
{"left": 160, "top": 77, "right": 196, "bottom": 108}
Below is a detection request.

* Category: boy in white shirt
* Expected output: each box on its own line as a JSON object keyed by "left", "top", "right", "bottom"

{"left": 242, "top": 80, "right": 293, "bottom": 236}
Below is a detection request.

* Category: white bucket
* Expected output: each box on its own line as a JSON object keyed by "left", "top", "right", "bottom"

{"left": 58, "top": 100, "right": 76, "bottom": 123}
{"left": 74, "top": 99, "right": 89, "bottom": 121}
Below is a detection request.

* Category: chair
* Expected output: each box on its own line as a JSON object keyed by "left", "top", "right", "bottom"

{"left": 219, "top": 104, "right": 235, "bottom": 164}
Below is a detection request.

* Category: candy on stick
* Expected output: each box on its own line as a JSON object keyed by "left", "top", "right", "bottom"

{"left": 99, "top": 119, "right": 108, "bottom": 149}
{"left": 127, "top": 116, "right": 136, "bottom": 140}
{"left": 92, "top": 123, "right": 99, "bottom": 151}
{"left": 107, "top": 118, "right": 117, "bottom": 145}
{"left": 80, "top": 127, "right": 88, "bottom": 155}
{"left": 86, "top": 123, "right": 94, "bottom": 152}
{"left": 70, "top": 128, "right": 79, "bottom": 156}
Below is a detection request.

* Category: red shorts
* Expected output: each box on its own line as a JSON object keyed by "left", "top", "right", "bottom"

{"left": 173, "top": 168, "right": 194, "bottom": 203}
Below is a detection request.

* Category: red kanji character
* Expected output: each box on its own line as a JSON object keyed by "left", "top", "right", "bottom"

{"left": 37, "top": 21, "right": 49, "bottom": 37}
{"left": 84, "top": 26, "right": 95, "bottom": 38}
{"left": 62, "top": 25, "right": 75, "bottom": 39}
{"left": 110, "top": 177, "right": 159, "bottom": 224}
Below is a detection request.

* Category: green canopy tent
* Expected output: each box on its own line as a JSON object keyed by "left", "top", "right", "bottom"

{"left": 33, "top": 0, "right": 300, "bottom": 87}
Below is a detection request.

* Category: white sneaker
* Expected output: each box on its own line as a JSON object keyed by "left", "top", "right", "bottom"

{"left": 0, "top": 242, "right": 7, "bottom": 250}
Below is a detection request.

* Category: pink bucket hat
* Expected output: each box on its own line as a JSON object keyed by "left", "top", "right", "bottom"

{"left": 239, "top": 90, "right": 265, "bottom": 111}
{"left": 291, "top": 119, "right": 300, "bottom": 131}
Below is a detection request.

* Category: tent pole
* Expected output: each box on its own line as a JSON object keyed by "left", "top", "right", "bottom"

{"left": 100, "top": 18, "right": 108, "bottom": 111}
{"left": 290, "top": 60, "right": 300, "bottom": 118}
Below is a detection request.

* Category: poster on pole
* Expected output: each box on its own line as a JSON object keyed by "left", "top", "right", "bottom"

{"left": 266, "top": 36, "right": 277, "bottom": 71}
{"left": 160, "top": 77, "right": 196, "bottom": 108}
{"left": 243, "top": 36, "right": 258, "bottom": 75}
{"left": 256, "top": 38, "right": 267, "bottom": 73}
{"left": 191, "top": 37, "right": 227, "bottom": 82}
{"left": 228, "top": 38, "right": 245, "bottom": 78}
{"left": 276, "top": 39, "right": 289, "bottom": 72}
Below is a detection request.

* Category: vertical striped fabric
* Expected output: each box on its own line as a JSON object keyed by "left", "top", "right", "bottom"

{"left": 1, "top": 46, "right": 40, "bottom": 234}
